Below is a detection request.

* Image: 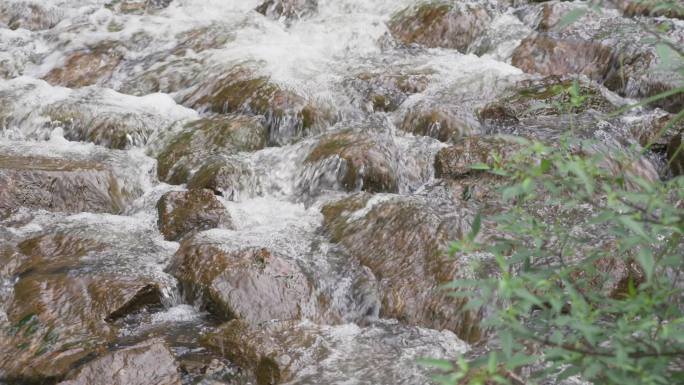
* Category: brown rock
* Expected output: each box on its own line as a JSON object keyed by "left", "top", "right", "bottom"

{"left": 177, "top": 66, "right": 333, "bottom": 145}
{"left": 344, "top": 70, "right": 432, "bottom": 112}
{"left": 303, "top": 130, "right": 399, "bottom": 193}
{"left": 388, "top": 1, "right": 492, "bottom": 52}
{"left": 157, "top": 189, "right": 233, "bottom": 241}
{"left": 167, "top": 238, "right": 322, "bottom": 324}
{"left": 400, "top": 100, "right": 480, "bottom": 142}
{"left": 58, "top": 338, "right": 181, "bottom": 385}
{"left": 44, "top": 42, "right": 124, "bottom": 88}
{"left": 0, "top": 233, "right": 164, "bottom": 382}
{"left": 435, "top": 136, "right": 520, "bottom": 179}
{"left": 511, "top": 35, "right": 615, "bottom": 82}
{"left": 321, "top": 194, "right": 482, "bottom": 342}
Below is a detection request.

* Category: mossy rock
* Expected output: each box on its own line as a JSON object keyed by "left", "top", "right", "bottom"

{"left": 388, "top": 1, "right": 492, "bottom": 52}
{"left": 304, "top": 130, "right": 399, "bottom": 193}
{"left": 400, "top": 100, "right": 480, "bottom": 143}
{"left": 187, "top": 157, "right": 255, "bottom": 200}
{"left": 667, "top": 130, "right": 684, "bottom": 176}
{"left": 156, "top": 115, "right": 267, "bottom": 184}
{"left": 479, "top": 77, "right": 614, "bottom": 125}
{"left": 320, "top": 194, "right": 483, "bottom": 342}
{"left": 178, "top": 65, "right": 334, "bottom": 145}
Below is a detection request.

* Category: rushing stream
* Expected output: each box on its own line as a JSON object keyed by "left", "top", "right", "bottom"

{"left": 0, "top": 0, "right": 682, "bottom": 384}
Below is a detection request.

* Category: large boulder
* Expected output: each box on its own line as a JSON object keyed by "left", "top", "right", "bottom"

{"left": 0, "top": 233, "right": 165, "bottom": 382}
{"left": 177, "top": 65, "right": 334, "bottom": 145}
{"left": 256, "top": 0, "right": 318, "bottom": 22}
{"left": 321, "top": 194, "right": 482, "bottom": 342}
{"left": 58, "top": 338, "right": 181, "bottom": 385}
{"left": 300, "top": 129, "right": 400, "bottom": 194}
{"left": 388, "top": 1, "right": 492, "bottom": 52}
{"left": 156, "top": 115, "right": 267, "bottom": 185}
{"left": 167, "top": 235, "right": 324, "bottom": 325}
{"left": 0, "top": 151, "right": 143, "bottom": 217}
{"left": 157, "top": 189, "right": 233, "bottom": 241}
{"left": 201, "top": 319, "right": 468, "bottom": 385}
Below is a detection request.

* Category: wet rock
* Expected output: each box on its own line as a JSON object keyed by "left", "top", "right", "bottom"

{"left": 167, "top": 237, "right": 321, "bottom": 324}
{"left": 157, "top": 189, "right": 233, "bottom": 241}
{"left": 256, "top": 0, "right": 318, "bottom": 22}
{"left": 156, "top": 115, "right": 266, "bottom": 185}
{"left": 177, "top": 65, "right": 333, "bottom": 145}
{"left": 186, "top": 156, "right": 256, "bottom": 200}
{"left": 344, "top": 70, "right": 432, "bottom": 112}
{"left": 321, "top": 194, "right": 482, "bottom": 342}
{"left": 202, "top": 319, "right": 467, "bottom": 385}
{"left": 479, "top": 77, "right": 614, "bottom": 126}
{"left": 399, "top": 99, "right": 481, "bottom": 142}
{"left": 667, "top": 130, "right": 684, "bottom": 176}
{"left": 0, "top": 154, "right": 131, "bottom": 216}
{"left": 0, "top": 233, "right": 165, "bottom": 382}
{"left": 0, "top": 1, "right": 63, "bottom": 31}
{"left": 43, "top": 42, "right": 125, "bottom": 88}
{"left": 435, "top": 136, "right": 520, "bottom": 179}
{"left": 302, "top": 129, "right": 399, "bottom": 194}
{"left": 511, "top": 35, "right": 615, "bottom": 82}
{"left": 118, "top": 57, "right": 205, "bottom": 96}
{"left": 388, "top": 1, "right": 492, "bottom": 52}
{"left": 58, "top": 338, "right": 181, "bottom": 385}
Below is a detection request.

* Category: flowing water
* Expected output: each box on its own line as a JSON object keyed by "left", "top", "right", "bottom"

{"left": 0, "top": 0, "right": 680, "bottom": 384}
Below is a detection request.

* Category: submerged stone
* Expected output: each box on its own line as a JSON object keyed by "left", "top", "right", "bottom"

{"left": 256, "top": 0, "right": 318, "bottom": 22}
{"left": 0, "top": 1, "right": 63, "bottom": 31}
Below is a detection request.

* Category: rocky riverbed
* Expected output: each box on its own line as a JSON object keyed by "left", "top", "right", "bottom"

{"left": 0, "top": 0, "right": 682, "bottom": 384}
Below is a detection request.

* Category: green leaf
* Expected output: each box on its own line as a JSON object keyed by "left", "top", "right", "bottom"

{"left": 470, "top": 162, "right": 491, "bottom": 171}
{"left": 469, "top": 212, "right": 482, "bottom": 241}
{"left": 636, "top": 248, "right": 655, "bottom": 282}
{"left": 417, "top": 358, "right": 453, "bottom": 371}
